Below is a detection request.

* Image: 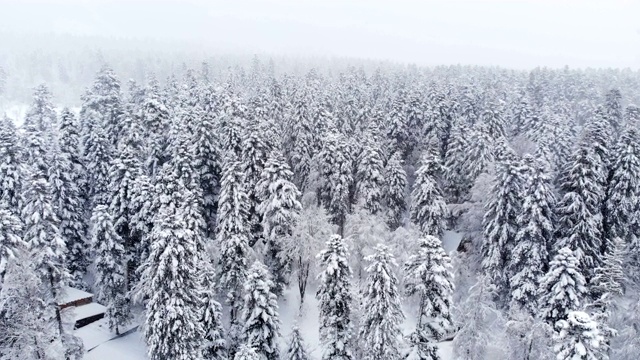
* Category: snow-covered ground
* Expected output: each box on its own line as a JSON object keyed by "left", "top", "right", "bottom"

{"left": 84, "top": 329, "right": 147, "bottom": 360}
{"left": 442, "top": 230, "right": 463, "bottom": 253}
{"left": 79, "top": 287, "right": 455, "bottom": 360}
{"left": 78, "top": 234, "right": 464, "bottom": 359}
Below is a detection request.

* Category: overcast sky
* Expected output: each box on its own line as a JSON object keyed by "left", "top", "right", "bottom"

{"left": 1, "top": 0, "right": 639, "bottom": 69}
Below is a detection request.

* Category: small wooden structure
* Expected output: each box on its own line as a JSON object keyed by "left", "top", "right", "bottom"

{"left": 59, "top": 287, "right": 94, "bottom": 309}
{"left": 58, "top": 287, "right": 107, "bottom": 329}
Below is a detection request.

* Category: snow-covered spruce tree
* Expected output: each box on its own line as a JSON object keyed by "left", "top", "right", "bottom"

{"left": 356, "top": 134, "right": 385, "bottom": 215}
{"left": 425, "top": 87, "right": 454, "bottom": 158}
{"left": 192, "top": 94, "right": 221, "bottom": 239}
{"left": 201, "top": 266, "right": 226, "bottom": 360}
{"left": 287, "top": 95, "right": 315, "bottom": 192}
{"left": 84, "top": 124, "right": 113, "bottom": 209}
{"left": 507, "top": 155, "right": 555, "bottom": 314}
{"left": 127, "top": 173, "right": 154, "bottom": 281}
{"left": 404, "top": 235, "right": 454, "bottom": 358}
{"left": 385, "top": 93, "right": 409, "bottom": 158}
{"left": 309, "top": 95, "right": 334, "bottom": 152}
{"left": 234, "top": 345, "right": 260, "bottom": 360}
{"left": 316, "top": 234, "right": 354, "bottom": 360}
{"left": 216, "top": 155, "right": 251, "bottom": 352}
{"left": 243, "top": 118, "right": 271, "bottom": 247}
{"left": 163, "top": 73, "right": 181, "bottom": 114}
{"left": 48, "top": 141, "right": 87, "bottom": 290}
{"left": 0, "top": 116, "right": 22, "bottom": 215}
{"left": 443, "top": 119, "right": 472, "bottom": 203}
{"left": 142, "top": 74, "right": 171, "bottom": 176}
{"left": 539, "top": 247, "right": 588, "bottom": 327}
{"left": 21, "top": 142, "right": 69, "bottom": 338}
{"left": 586, "top": 107, "right": 614, "bottom": 175}
{"left": 482, "top": 157, "right": 527, "bottom": 303}
{"left": 55, "top": 108, "right": 88, "bottom": 288}
{"left": 554, "top": 311, "right": 604, "bottom": 360}
{"left": 590, "top": 236, "right": 625, "bottom": 300}
{"left": 0, "top": 205, "right": 23, "bottom": 284}
{"left": 22, "top": 121, "right": 49, "bottom": 178}
{"left": 604, "top": 126, "right": 640, "bottom": 248}
{"left": 359, "top": 244, "right": 404, "bottom": 360}
{"left": 241, "top": 261, "right": 281, "bottom": 360}
{"left": 285, "top": 326, "right": 309, "bottom": 360}
{"left": 318, "top": 132, "right": 354, "bottom": 236}
{"left": 219, "top": 110, "right": 246, "bottom": 161}
{"left": 462, "top": 121, "right": 495, "bottom": 185}
{"left": 480, "top": 101, "right": 506, "bottom": 142}
{"left": 125, "top": 78, "right": 145, "bottom": 110}
{"left": 410, "top": 151, "right": 447, "bottom": 238}
{"left": 384, "top": 152, "right": 407, "bottom": 231}
{"left": 256, "top": 149, "right": 302, "bottom": 296}
{"left": 139, "top": 203, "right": 205, "bottom": 360}
{"left": 588, "top": 236, "right": 624, "bottom": 358}
{"left": 284, "top": 202, "right": 334, "bottom": 307}
{"left": 169, "top": 92, "right": 204, "bottom": 196}
{"left": 80, "top": 65, "right": 124, "bottom": 148}
{"left": 23, "top": 84, "right": 57, "bottom": 135}
{"left": 555, "top": 140, "right": 606, "bottom": 278}
{"left": 452, "top": 275, "right": 508, "bottom": 360}
{"left": 604, "top": 89, "right": 623, "bottom": 136}
{"left": 625, "top": 104, "right": 640, "bottom": 127}
{"left": 532, "top": 108, "right": 576, "bottom": 175}
{"left": 344, "top": 202, "right": 390, "bottom": 281}
{"left": 108, "top": 111, "right": 145, "bottom": 289}
{"left": 91, "top": 205, "right": 129, "bottom": 335}
{"left": 510, "top": 93, "right": 534, "bottom": 138}
{"left": 0, "top": 254, "right": 65, "bottom": 359}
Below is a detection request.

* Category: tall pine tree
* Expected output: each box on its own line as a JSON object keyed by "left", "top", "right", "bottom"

{"left": 482, "top": 158, "right": 526, "bottom": 302}
{"left": 216, "top": 155, "right": 251, "bottom": 353}
{"left": 539, "top": 248, "right": 587, "bottom": 327}
{"left": 256, "top": 150, "right": 302, "bottom": 296}
{"left": 139, "top": 202, "right": 205, "bottom": 360}
{"left": 404, "top": 235, "right": 454, "bottom": 358}
{"left": 285, "top": 326, "right": 309, "bottom": 360}
{"left": 317, "top": 234, "right": 354, "bottom": 360}
{"left": 384, "top": 152, "right": 407, "bottom": 230}
{"left": 54, "top": 108, "right": 87, "bottom": 289}
{"left": 356, "top": 134, "right": 385, "bottom": 215}
{"left": 411, "top": 151, "right": 447, "bottom": 237}
{"left": 241, "top": 261, "right": 281, "bottom": 360}
{"left": 318, "top": 133, "right": 354, "bottom": 236}
{"left": 91, "top": 205, "right": 130, "bottom": 334}
{"left": 507, "top": 156, "right": 555, "bottom": 314}
{"left": 359, "top": 244, "right": 404, "bottom": 360}
{"left": 0, "top": 116, "right": 22, "bottom": 215}
{"left": 0, "top": 205, "right": 23, "bottom": 284}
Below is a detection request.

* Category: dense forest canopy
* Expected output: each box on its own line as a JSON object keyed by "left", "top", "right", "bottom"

{"left": 1, "top": 45, "right": 640, "bottom": 359}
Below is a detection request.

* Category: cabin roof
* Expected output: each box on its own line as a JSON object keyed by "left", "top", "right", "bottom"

{"left": 73, "top": 302, "right": 107, "bottom": 321}
{"left": 60, "top": 286, "right": 93, "bottom": 305}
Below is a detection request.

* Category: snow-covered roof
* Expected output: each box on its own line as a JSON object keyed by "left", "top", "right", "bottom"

{"left": 60, "top": 286, "right": 93, "bottom": 305}
{"left": 74, "top": 303, "right": 107, "bottom": 321}
{"left": 75, "top": 318, "right": 139, "bottom": 352}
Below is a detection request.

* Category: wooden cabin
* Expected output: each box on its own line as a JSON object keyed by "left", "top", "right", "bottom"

{"left": 58, "top": 287, "right": 107, "bottom": 329}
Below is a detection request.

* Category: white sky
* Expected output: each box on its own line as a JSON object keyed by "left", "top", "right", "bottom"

{"left": 1, "top": 0, "right": 639, "bottom": 69}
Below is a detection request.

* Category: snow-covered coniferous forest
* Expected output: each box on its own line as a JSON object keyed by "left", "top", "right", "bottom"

{"left": 1, "top": 7, "right": 640, "bottom": 360}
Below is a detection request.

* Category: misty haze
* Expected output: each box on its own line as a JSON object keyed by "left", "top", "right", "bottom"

{"left": 0, "top": 1, "right": 639, "bottom": 360}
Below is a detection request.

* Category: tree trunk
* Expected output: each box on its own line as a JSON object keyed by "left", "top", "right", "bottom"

{"left": 298, "top": 258, "right": 309, "bottom": 309}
